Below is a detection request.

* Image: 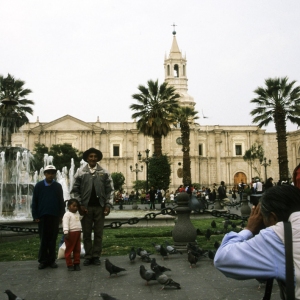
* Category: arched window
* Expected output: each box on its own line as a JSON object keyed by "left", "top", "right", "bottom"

{"left": 167, "top": 65, "right": 170, "bottom": 76}
{"left": 183, "top": 65, "right": 186, "bottom": 76}
{"left": 174, "top": 64, "right": 179, "bottom": 77}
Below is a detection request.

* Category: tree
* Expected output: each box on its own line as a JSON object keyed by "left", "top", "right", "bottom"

{"left": 132, "top": 180, "right": 146, "bottom": 191}
{"left": 243, "top": 144, "right": 264, "bottom": 178}
{"left": 32, "top": 143, "right": 82, "bottom": 172}
{"left": 148, "top": 154, "right": 171, "bottom": 191}
{"left": 0, "top": 74, "right": 34, "bottom": 146}
{"left": 130, "top": 79, "right": 180, "bottom": 156}
{"left": 250, "top": 77, "right": 300, "bottom": 181}
{"left": 111, "top": 172, "right": 125, "bottom": 191}
{"left": 174, "top": 106, "right": 199, "bottom": 186}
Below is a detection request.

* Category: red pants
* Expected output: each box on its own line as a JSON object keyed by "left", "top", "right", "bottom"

{"left": 64, "top": 231, "right": 81, "bottom": 266}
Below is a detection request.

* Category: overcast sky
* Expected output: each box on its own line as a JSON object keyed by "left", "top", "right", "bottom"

{"left": 1, "top": 0, "right": 300, "bottom": 132}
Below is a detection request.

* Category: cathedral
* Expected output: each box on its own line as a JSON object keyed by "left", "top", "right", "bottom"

{"left": 12, "top": 33, "right": 300, "bottom": 191}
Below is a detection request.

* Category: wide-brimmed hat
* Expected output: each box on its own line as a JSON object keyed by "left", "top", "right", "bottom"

{"left": 44, "top": 165, "right": 57, "bottom": 173}
{"left": 82, "top": 148, "right": 103, "bottom": 162}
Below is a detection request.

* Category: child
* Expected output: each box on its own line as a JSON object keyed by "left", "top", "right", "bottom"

{"left": 63, "top": 199, "right": 83, "bottom": 271}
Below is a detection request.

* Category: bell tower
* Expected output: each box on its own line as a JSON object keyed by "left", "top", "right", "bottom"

{"left": 164, "top": 28, "right": 195, "bottom": 107}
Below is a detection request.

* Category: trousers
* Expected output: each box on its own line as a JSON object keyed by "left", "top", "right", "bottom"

{"left": 81, "top": 206, "right": 105, "bottom": 259}
{"left": 38, "top": 215, "right": 60, "bottom": 264}
{"left": 64, "top": 231, "right": 81, "bottom": 266}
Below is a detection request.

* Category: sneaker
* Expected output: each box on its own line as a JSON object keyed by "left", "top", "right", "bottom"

{"left": 83, "top": 258, "right": 92, "bottom": 266}
{"left": 49, "top": 262, "right": 58, "bottom": 268}
{"left": 67, "top": 266, "right": 74, "bottom": 271}
{"left": 92, "top": 257, "right": 101, "bottom": 265}
{"left": 38, "top": 263, "right": 47, "bottom": 270}
{"left": 74, "top": 264, "right": 81, "bottom": 271}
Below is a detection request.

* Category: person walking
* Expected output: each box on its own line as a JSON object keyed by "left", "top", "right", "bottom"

{"left": 253, "top": 178, "right": 263, "bottom": 194}
{"left": 63, "top": 199, "right": 83, "bottom": 271}
{"left": 218, "top": 181, "right": 230, "bottom": 211}
{"left": 71, "top": 148, "right": 114, "bottom": 266}
{"left": 32, "top": 165, "right": 65, "bottom": 270}
{"left": 148, "top": 186, "right": 156, "bottom": 210}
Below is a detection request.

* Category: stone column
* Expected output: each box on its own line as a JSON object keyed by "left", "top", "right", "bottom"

{"left": 172, "top": 192, "right": 197, "bottom": 252}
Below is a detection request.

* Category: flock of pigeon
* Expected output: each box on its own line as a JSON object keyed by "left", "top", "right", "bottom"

{"left": 101, "top": 237, "right": 221, "bottom": 299}
{"left": 4, "top": 220, "right": 240, "bottom": 300}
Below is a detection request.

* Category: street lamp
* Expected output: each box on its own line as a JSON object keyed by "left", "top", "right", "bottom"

{"left": 130, "top": 163, "right": 143, "bottom": 209}
{"left": 139, "top": 149, "right": 150, "bottom": 192}
{"left": 260, "top": 157, "right": 271, "bottom": 183}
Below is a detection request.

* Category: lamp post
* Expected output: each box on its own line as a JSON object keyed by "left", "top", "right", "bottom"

{"left": 130, "top": 163, "right": 143, "bottom": 210}
{"left": 139, "top": 149, "right": 150, "bottom": 191}
{"left": 260, "top": 157, "right": 271, "bottom": 183}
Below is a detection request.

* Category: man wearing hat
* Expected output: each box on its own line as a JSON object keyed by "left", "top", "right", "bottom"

{"left": 71, "top": 147, "right": 114, "bottom": 266}
{"left": 32, "top": 165, "right": 65, "bottom": 270}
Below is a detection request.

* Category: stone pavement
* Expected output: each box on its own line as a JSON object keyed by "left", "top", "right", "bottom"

{"left": 0, "top": 254, "right": 282, "bottom": 300}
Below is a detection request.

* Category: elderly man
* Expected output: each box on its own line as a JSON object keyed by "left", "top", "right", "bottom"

{"left": 214, "top": 185, "right": 300, "bottom": 299}
{"left": 71, "top": 148, "right": 114, "bottom": 266}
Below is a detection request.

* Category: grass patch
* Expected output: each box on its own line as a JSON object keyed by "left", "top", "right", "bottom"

{"left": 0, "top": 217, "right": 243, "bottom": 261}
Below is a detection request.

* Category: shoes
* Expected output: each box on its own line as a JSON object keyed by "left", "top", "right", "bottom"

{"left": 38, "top": 263, "right": 47, "bottom": 270}
{"left": 49, "top": 262, "right": 58, "bottom": 268}
{"left": 67, "top": 266, "right": 74, "bottom": 271}
{"left": 83, "top": 258, "right": 92, "bottom": 266}
{"left": 74, "top": 264, "right": 81, "bottom": 271}
{"left": 92, "top": 257, "right": 101, "bottom": 265}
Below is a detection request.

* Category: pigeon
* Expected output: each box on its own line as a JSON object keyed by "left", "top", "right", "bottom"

{"left": 214, "top": 241, "right": 220, "bottom": 250}
{"left": 4, "top": 290, "right": 24, "bottom": 300}
{"left": 100, "top": 292, "right": 119, "bottom": 300}
{"left": 137, "top": 247, "right": 151, "bottom": 257}
{"left": 104, "top": 259, "right": 126, "bottom": 277}
{"left": 165, "top": 241, "right": 183, "bottom": 255}
{"left": 139, "top": 265, "right": 156, "bottom": 285}
{"left": 208, "top": 250, "right": 216, "bottom": 260}
{"left": 129, "top": 247, "right": 136, "bottom": 262}
{"left": 151, "top": 242, "right": 161, "bottom": 253}
{"left": 137, "top": 248, "right": 152, "bottom": 262}
{"left": 150, "top": 258, "right": 171, "bottom": 272}
{"left": 152, "top": 265, "right": 181, "bottom": 290}
{"left": 159, "top": 245, "right": 169, "bottom": 259}
{"left": 211, "top": 220, "right": 216, "bottom": 228}
{"left": 205, "top": 229, "right": 212, "bottom": 240}
{"left": 224, "top": 220, "right": 230, "bottom": 230}
{"left": 187, "top": 250, "right": 198, "bottom": 268}
{"left": 186, "top": 243, "right": 207, "bottom": 257}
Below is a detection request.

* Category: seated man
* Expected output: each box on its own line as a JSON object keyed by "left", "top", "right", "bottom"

{"left": 214, "top": 185, "right": 300, "bottom": 299}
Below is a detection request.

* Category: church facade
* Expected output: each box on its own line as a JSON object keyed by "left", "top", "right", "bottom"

{"left": 12, "top": 34, "right": 300, "bottom": 191}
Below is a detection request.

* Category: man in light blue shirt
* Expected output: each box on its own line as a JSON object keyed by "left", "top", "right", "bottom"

{"left": 214, "top": 185, "right": 300, "bottom": 299}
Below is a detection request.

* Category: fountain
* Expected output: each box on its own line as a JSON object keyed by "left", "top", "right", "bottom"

{"left": 0, "top": 149, "right": 84, "bottom": 220}
{"left": 0, "top": 146, "right": 35, "bottom": 218}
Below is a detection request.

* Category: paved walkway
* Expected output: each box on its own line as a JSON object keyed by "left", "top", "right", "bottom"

{"left": 0, "top": 253, "right": 282, "bottom": 300}
{"left": 1, "top": 203, "right": 280, "bottom": 300}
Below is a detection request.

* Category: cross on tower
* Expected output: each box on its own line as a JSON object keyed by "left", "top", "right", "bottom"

{"left": 171, "top": 23, "right": 177, "bottom": 35}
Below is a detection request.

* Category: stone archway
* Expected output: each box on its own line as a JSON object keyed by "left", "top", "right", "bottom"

{"left": 234, "top": 172, "right": 247, "bottom": 186}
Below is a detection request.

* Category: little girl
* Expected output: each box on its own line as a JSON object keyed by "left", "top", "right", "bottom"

{"left": 63, "top": 199, "right": 83, "bottom": 271}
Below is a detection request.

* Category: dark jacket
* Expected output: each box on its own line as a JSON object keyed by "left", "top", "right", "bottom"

{"left": 218, "top": 185, "right": 227, "bottom": 200}
{"left": 71, "top": 164, "right": 114, "bottom": 207}
{"left": 31, "top": 180, "right": 65, "bottom": 220}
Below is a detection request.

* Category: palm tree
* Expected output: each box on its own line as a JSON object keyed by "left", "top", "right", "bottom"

{"left": 130, "top": 79, "right": 180, "bottom": 156}
{"left": 250, "top": 77, "right": 300, "bottom": 181}
{"left": 0, "top": 74, "right": 34, "bottom": 146}
{"left": 174, "top": 106, "right": 199, "bottom": 186}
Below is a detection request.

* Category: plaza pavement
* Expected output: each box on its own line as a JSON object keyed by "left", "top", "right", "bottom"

{"left": 0, "top": 253, "right": 282, "bottom": 300}
{"left": 1, "top": 202, "right": 283, "bottom": 300}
